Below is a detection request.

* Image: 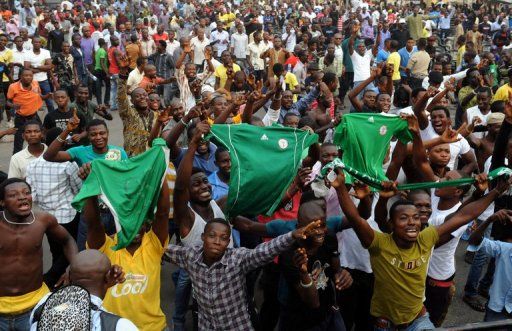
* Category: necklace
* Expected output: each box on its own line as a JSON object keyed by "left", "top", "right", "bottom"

{"left": 2, "top": 211, "right": 36, "bottom": 225}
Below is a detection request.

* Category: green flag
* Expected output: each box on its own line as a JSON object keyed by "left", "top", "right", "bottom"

{"left": 333, "top": 113, "right": 413, "bottom": 184}
{"left": 209, "top": 124, "right": 318, "bottom": 217}
{"left": 319, "top": 158, "right": 512, "bottom": 191}
{"left": 72, "top": 138, "right": 168, "bottom": 250}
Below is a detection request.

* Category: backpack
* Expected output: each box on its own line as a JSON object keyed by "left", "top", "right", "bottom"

{"left": 33, "top": 285, "right": 121, "bottom": 331}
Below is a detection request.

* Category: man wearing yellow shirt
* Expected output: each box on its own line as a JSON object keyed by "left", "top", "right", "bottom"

{"left": 215, "top": 50, "right": 241, "bottom": 89}
{"left": 492, "top": 69, "right": 512, "bottom": 103}
{"left": 333, "top": 169, "right": 508, "bottom": 329}
{"left": 219, "top": 7, "right": 236, "bottom": 29}
{"left": 0, "top": 34, "right": 13, "bottom": 101}
{"left": 84, "top": 184, "right": 170, "bottom": 331}
{"left": 386, "top": 40, "right": 401, "bottom": 87}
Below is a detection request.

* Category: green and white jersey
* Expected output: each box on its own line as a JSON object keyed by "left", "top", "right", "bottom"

{"left": 334, "top": 113, "right": 413, "bottom": 184}
{"left": 209, "top": 124, "right": 318, "bottom": 217}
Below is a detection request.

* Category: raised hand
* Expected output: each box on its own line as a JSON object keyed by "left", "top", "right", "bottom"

{"left": 190, "top": 120, "right": 210, "bottom": 145}
{"left": 204, "top": 47, "right": 212, "bottom": 60}
{"left": 105, "top": 265, "right": 126, "bottom": 288}
{"left": 350, "top": 181, "right": 371, "bottom": 200}
{"left": 473, "top": 173, "right": 489, "bottom": 193}
{"left": 379, "top": 180, "right": 398, "bottom": 198}
{"left": 489, "top": 209, "right": 512, "bottom": 224}
{"left": 505, "top": 92, "right": 512, "bottom": 120}
{"left": 293, "top": 247, "right": 309, "bottom": 274}
{"left": 441, "top": 126, "right": 461, "bottom": 143}
{"left": 466, "top": 116, "right": 483, "bottom": 133}
{"left": 157, "top": 108, "right": 170, "bottom": 125}
{"left": 292, "top": 220, "right": 323, "bottom": 241}
{"left": 67, "top": 108, "right": 80, "bottom": 132}
{"left": 401, "top": 113, "right": 420, "bottom": 135}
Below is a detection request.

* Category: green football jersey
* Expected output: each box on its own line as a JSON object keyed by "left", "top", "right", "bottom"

{"left": 209, "top": 124, "right": 318, "bottom": 217}
{"left": 334, "top": 113, "right": 413, "bottom": 183}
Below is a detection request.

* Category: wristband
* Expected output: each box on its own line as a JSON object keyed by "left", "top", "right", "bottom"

{"left": 57, "top": 135, "right": 67, "bottom": 143}
{"left": 300, "top": 278, "right": 313, "bottom": 288}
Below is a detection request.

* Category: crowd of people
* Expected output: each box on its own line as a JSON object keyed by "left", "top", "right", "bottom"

{"left": 3, "top": 0, "right": 512, "bottom": 330}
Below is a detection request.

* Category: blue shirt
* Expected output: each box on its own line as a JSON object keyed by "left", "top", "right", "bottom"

{"left": 470, "top": 238, "right": 512, "bottom": 313}
{"left": 398, "top": 46, "right": 417, "bottom": 77}
{"left": 67, "top": 145, "right": 128, "bottom": 166}
{"left": 375, "top": 49, "right": 389, "bottom": 64}
{"left": 265, "top": 216, "right": 343, "bottom": 237}
{"left": 174, "top": 143, "right": 218, "bottom": 176}
{"left": 378, "top": 30, "right": 391, "bottom": 50}
{"left": 207, "top": 171, "right": 229, "bottom": 200}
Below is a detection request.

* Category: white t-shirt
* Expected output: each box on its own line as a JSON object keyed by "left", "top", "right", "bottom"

{"left": 180, "top": 200, "right": 233, "bottom": 248}
{"left": 465, "top": 105, "right": 489, "bottom": 139}
{"left": 26, "top": 48, "right": 51, "bottom": 82}
{"left": 338, "top": 215, "right": 380, "bottom": 273}
{"left": 351, "top": 49, "right": 373, "bottom": 82}
{"left": 420, "top": 122, "right": 471, "bottom": 170}
{"left": 210, "top": 30, "right": 230, "bottom": 57}
{"left": 427, "top": 201, "right": 465, "bottom": 280}
{"left": 190, "top": 36, "right": 210, "bottom": 66}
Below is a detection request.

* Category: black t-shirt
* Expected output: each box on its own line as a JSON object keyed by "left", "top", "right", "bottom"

{"left": 43, "top": 109, "right": 87, "bottom": 146}
{"left": 391, "top": 29, "right": 410, "bottom": 49}
{"left": 322, "top": 26, "right": 338, "bottom": 42}
{"left": 48, "top": 30, "right": 65, "bottom": 53}
{"left": 479, "top": 22, "right": 492, "bottom": 36}
{"left": 279, "top": 233, "right": 339, "bottom": 331}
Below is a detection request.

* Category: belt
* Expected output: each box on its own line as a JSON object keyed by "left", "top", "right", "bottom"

{"left": 373, "top": 306, "right": 427, "bottom": 330}
{"left": 0, "top": 306, "right": 34, "bottom": 317}
{"left": 427, "top": 277, "right": 454, "bottom": 288}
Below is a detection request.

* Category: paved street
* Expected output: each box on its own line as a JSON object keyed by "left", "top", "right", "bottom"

{"left": 0, "top": 109, "right": 488, "bottom": 329}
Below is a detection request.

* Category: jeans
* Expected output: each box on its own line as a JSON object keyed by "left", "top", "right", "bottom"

{"left": 76, "top": 209, "right": 117, "bottom": 251}
{"left": 38, "top": 79, "right": 55, "bottom": 113}
{"left": 0, "top": 310, "right": 31, "bottom": 331}
{"left": 94, "top": 70, "right": 111, "bottom": 105}
{"left": 373, "top": 313, "right": 435, "bottom": 331}
{"left": 339, "top": 72, "right": 354, "bottom": 102}
{"left": 424, "top": 277, "right": 455, "bottom": 327}
{"left": 338, "top": 269, "right": 374, "bottom": 331}
{"left": 172, "top": 268, "right": 192, "bottom": 331}
{"left": 259, "top": 263, "right": 281, "bottom": 330}
{"left": 464, "top": 222, "right": 495, "bottom": 297}
{"left": 44, "top": 213, "right": 79, "bottom": 288}
{"left": 110, "top": 74, "right": 119, "bottom": 110}
{"left": 13, "top": 113, "right": 41, "bottom": 154}
{"left": 440, "top": 29, "right": 450, "bottom": 40}
{"left": 484, "top": 306, "right": 512, "bottom": 321}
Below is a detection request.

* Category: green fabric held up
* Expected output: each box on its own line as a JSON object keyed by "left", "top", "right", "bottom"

{"left": 72, "top": 138, "right": 168, "bottom": 250}
{"left": 208, "top": 124, "right": 318, "bottom": 217}
{"left": 333, "top": 113, "right": 413, "bottom": 185}
{"left": 320, "top": 158, "right": 512, "bottom": 191}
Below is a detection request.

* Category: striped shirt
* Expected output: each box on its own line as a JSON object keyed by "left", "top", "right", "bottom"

{"left": 167, "top": 232, "right": 295, "bottom": 330}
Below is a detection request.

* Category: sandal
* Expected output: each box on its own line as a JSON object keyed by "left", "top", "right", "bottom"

{"left": 463, "top": 295, "right": 486, "bottom": 312}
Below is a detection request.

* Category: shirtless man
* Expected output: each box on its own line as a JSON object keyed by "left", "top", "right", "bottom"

{"left": 0, "top": 178, "right": 77, "bottom": 330}
{"left": 467, "top": 112, "right": 504, "bottom": 172}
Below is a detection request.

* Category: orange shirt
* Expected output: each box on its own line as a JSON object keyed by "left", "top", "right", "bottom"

{"left": 152, "top": 33, "right": 168, "bottom": 42}
{"left": 138, "top": 76, "right": 164, "bottom": 93}
{"left": 0, "top": 10, "right": 12, "bottom": 21}
{"left": 125, "top": 43, "right": 141, "bottom": 69}
{"left": 7, "top": 81, "right": 43, "bottom": 116}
